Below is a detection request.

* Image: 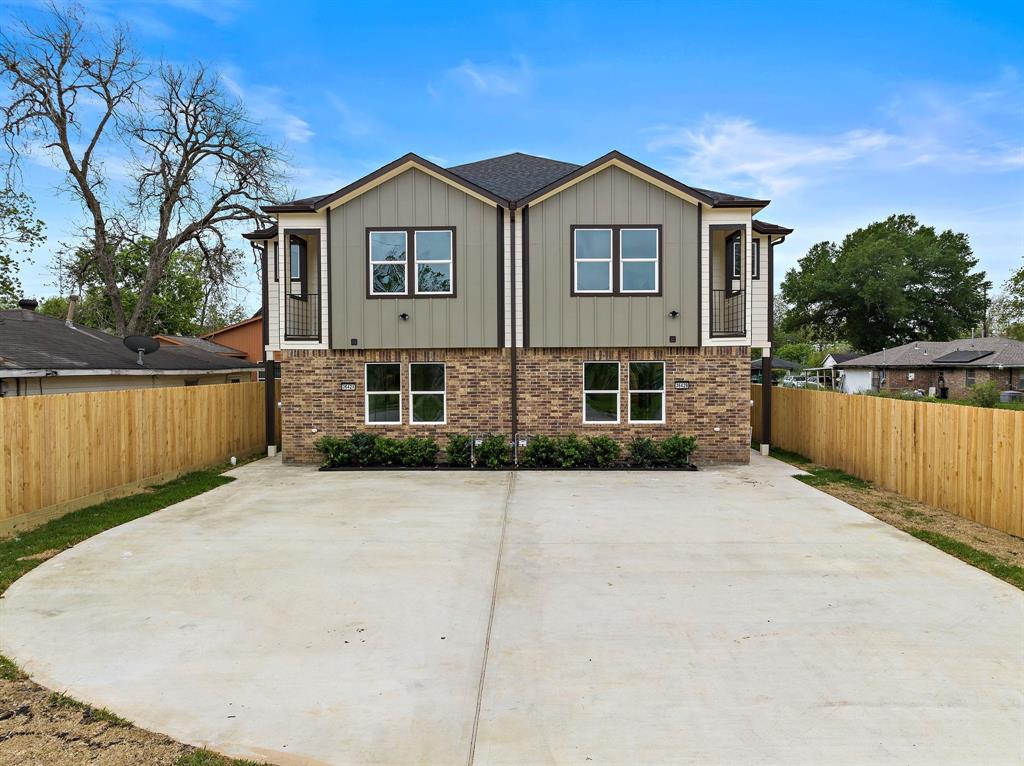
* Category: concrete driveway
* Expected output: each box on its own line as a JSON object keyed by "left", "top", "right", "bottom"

{"left": 1, "top": 454, "right": 1021, "bottom": 765}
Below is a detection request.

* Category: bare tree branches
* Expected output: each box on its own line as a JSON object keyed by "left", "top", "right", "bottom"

{"left": 0, "top": 3, "right": 284, "bottom": 334}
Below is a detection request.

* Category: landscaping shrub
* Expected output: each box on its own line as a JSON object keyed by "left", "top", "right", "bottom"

{"left": 402, "top": 437, "right": 439, "bottom": 467}
{"left": 550, "top": 433, "right": 590, "bottom": 468}
{"left": 314, "top": 436, "right": 352, "bottom": 468}
{"left": 475, "top": 434, "right": 511, "bottom": 469}
{"left": 627, "top": 436, "right": 661, "bottom": 468}
{"left": 372, "top": 437, "right": 405, "bottom": 466}
{"left": 585, "top": 435, "right": 621, "bottom": 468}
{"left": 967, "top": 380, "right": 1000, "bottom": 408}
{"left": 348, "top": 432, "right": 378, "bottom": 466}
{"left": 659, "top": 434, "right": 698, "bottom": 467}
{"left": 519, "top": 435, "right": 559, "bottom": 468}
{"left": 445, "top": 434, "right": 472, "bottom": 467}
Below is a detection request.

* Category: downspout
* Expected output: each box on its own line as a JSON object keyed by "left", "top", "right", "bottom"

{"left": 509, "top": 203, "right": 518, "bottom": 461}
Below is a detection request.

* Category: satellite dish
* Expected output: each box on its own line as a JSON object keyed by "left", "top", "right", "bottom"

{"left": 123, "top": 335, "right": 160, "bottom": 366}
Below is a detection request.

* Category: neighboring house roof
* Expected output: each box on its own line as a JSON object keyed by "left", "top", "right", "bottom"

{"left": 824, "top": 352, "right": 862, "bottom": 365}
{"left": 154, "top": 334, "right": 246, "bottom": 357}
{"left": 752, "top": 219, "right": 795, "bottom": 235}
{"left": 0, "top": 309, "right": 258, "bottom": 376}
{"left": 838, "top": 338, "right": 1024, "bottom": 369}
{"left": 751, "top": 357, "right": 802, "bottom": 371}
{"left": 249, "top": 151, "right": 784, "bottom": 238}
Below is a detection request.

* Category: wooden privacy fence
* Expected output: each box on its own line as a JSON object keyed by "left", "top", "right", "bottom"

{"left": 752, "top": 385, "right": 1024, "bottom": 537}
{"left": 0, "top": 382, "right": 265, "bottom": 535}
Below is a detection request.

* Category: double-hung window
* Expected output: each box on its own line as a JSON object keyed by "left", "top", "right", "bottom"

{"left": 620, "top": 228, "right": 659, "bottom": 293}
{"left": 365, "top": 363, "right": 401, "bottom": 424}
{"left": 573, "top": 228, "right": 613, "bottom": 293}
{"left": 751, "top": 239, "right": 760, "bottom": 280}
{"left": 369, "top": 228, "right": 455, "bottom": 296}
{"left": 369, "top": 231, "right": 408, "bottom": 295}
{"left": 410, "top": 363, "right": 446, "bottom": 424}
{"left": 573, "top": 225, "right": 660, "bottom": 295}
{"left": 414, "top": 231, "right": 453, "bottom": 295}
{"left": 628, "top": 361, "right": 665, "bottom": 423}
{"left": 583, "top": 361, "right": 619, "bottom": 423}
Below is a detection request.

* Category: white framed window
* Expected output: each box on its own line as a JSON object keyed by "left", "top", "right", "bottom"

{"left": 410, "top": 362, "right": 446, "bottom": 424}
{"left": 730, "top": 237, "right": 742, "bottom": 279}
{"left": 751, "top": 239, "right": 760, "bottom": 280}
{"left": 619, "top": 228, "right": 659, "bottom": 293}
{"left": 369, "top": 231, "right": 408, "bottom": 295}
{"left": 365, "top": 363, "right": 401, "bottom": 424}
{"left": 573, "top": 228, "right": 613, "bottom": 293}
{"left": 628, "top": 361, "right": 665, "bottom": 423}
{"left": 583, "top": 361, "right": 620, "bottom": 423}
{"left": 414, "top": 230, "right": 453, "bottom": 295}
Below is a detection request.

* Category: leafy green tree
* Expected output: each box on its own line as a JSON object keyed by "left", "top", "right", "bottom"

{"left": 990, "top": 258, "right": 1024, "bottom": 340}
{"left": 43, "top": 239, "right": 247, "bottom": 335}
{"left": 780, "top": 214, "right": 990, "bottom": 352}
{"left": 0, "top": 188, "right": 45, "bottom": 308}
{"left": 775, "top": 342, "right": 815, "bottom": 366}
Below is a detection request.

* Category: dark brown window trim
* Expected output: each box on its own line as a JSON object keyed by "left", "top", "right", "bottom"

{"left": 272, "top": 241, "right": 279, "bottom": 282}
{"left": 569, "top": 223, "right": 663, "bottom": 297}
{"left": 751, "top": 237, "right": 760, "bottom": 280}
{"left": 289, "top": 234, "right": 308, "bottom": 299}
{"left": 282, "top": 228, "right": 319, "bottom": 300}
{"left": 365, "top": 226, "right": 457, "bottom": 299}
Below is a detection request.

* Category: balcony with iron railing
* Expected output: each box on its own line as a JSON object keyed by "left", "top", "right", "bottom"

{"left": 710, "top": 289, "right": 745, "bottom": 337}
{"left": 284, "top": 292, "right": 320, "bottom": 341}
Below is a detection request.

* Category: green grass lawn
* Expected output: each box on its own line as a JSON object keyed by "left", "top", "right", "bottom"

{"left": 0, "top": 464, "right": 269, "bottom": 766}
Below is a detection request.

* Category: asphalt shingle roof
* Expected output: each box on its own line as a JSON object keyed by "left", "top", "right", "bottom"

{"left": 157, "top": 335, "right": 246, "bottom": 356}
{"left": 0, "top": 310, "right": 257, "bottom": 372}
{"left": 447, "top": 152, "right": 582, "bottom": 203}
{"left": 839, "top": 338, "right": 1024, "bottom": 368}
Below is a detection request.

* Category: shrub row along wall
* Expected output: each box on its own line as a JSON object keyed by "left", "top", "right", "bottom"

{"left": 0, "top": 382, "right": 265, "bottom": 535}
{"left": 754, "top": 385, "right": 1024, "bottom": 537}
{"left": 281, "top": 346, "right": 749, "bottom": 466}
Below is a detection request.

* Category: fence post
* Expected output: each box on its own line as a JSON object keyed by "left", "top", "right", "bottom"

{"left": 264, "top": 360, "right": 277, "bottom": 456}
{"left": 761, "top": 351, "right": 772, "bottom": 455}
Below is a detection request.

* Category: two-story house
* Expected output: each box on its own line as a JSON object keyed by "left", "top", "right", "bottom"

{"left": 243, "top": 151, "right": 792, "bottom": 464}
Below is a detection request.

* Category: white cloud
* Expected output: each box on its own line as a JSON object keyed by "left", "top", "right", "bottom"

{"left": 220, "top": 69, "right": 313, "bottom": 144}
{"left": 646, "top": 74, "right": 1024, "bottom": 197}
{"left": 442, "top": 58, "right": 531, "bottom": 96}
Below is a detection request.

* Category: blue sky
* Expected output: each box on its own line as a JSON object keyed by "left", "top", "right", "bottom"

{"left": 6, "top": 0, "right": 1024, "bottom": 311}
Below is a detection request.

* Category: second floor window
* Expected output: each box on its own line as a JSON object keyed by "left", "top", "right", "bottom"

{"left": 573, "top": 225, "right": 661, "bottom": 296}
{"left": 369, "top": 228, "right": 455, "bottom": 297}
{"left": 290, "top": 235, "right": 307, "bottom": 295}
{"left": 751, "top": 239, "right": 760, "bottom": 280}
{"left": 730, "top": 236, "right": 742, "bottom": 279}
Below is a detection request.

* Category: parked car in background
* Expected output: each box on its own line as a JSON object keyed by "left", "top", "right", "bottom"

{"left": 782, "top": 374, "right": 807, "bottom": 388}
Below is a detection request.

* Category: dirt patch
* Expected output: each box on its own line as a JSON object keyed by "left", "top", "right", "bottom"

{"left": 15, "top": 550, "right": 61, "bottom": 563}
{"left": 803, "top": 473, "right": 1024, "bottom": 564}
{"left": 0, "top": 677, "right": 186, "bottom": 765}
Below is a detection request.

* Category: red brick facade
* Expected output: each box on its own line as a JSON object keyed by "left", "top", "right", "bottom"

{"left": 280, "top": 346, "right": 750, "bottom": 465}
{"left": 874, "top": 366, "right": 1021, "bottom": 399}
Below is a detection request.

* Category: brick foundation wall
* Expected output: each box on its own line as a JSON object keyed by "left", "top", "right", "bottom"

{"left": 280, "top": 346, "right": 750, "bottom": 466}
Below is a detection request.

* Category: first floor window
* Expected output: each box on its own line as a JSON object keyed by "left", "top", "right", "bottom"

{"left": 414, "top": 230, "right": 453, "bottom": 294}
{"left": 410, "top": 363, "right": 446, "bottom": 424}
{"left": 369, "top": 231, "right": 408, "bottom": 295}
{"left": 751, "top": 239, "right": 760, "bottom": 279}
{"left": 583, "top": 361, "right": 619, "bottom": 423}
{"left": 966, "top": 369, "right": 976, "bottom": 387}
{"left": 573, "top": 228, "right": 613, "bottom": 292}
{"left": 629, "top": 361, "right": 665, "bottom": 423}
{"left": 366, "top": 363, "right": 401, "bottom": 423}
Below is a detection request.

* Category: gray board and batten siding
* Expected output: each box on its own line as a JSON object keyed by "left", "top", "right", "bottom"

{"left": 526, "top": 165, "right": 699, "bottom": 348}
{"left": 328, "top": 168, "right": 500, "bottom": 349}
